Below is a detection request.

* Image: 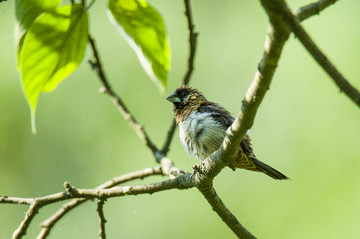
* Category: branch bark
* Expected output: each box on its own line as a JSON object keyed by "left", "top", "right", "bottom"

{"left": 1, "top": 175, "right": 194, "bottom": 205}
{"left": 200, "top": 186, "right": 255, "bottom": 239}
{"left": 63, "top": 174, "right": 194, "bottom": 199}
{"left": 295, "top": 0, "right": 338, "bottom": 22}
{"left": 97, "top": 199, "right": 107, "bottom": 239}
{"left": 37, "top": 166, "right": 164, "bottom": 239}
{"left": 12, "top": 202, "right": 40, "bottom": 239}
{"left": 183, "top": 0, "right": 198, "bottom": 86}
{"left": 1, "top": 172, "right": 194, "bottom": 239}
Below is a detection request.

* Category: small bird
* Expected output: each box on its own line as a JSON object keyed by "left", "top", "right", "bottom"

{"left": 166, "top": 85, "right": 288, "bottom": 180}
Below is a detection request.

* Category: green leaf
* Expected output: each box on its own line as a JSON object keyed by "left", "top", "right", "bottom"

{"left": 108, "top": 0, "right": 170, "bottom": 91}
{"left": 15, "top": 0, "right": 62, "bottom": 68}
{"left": 20, "top": 4, "right": 89, "bottom": 133}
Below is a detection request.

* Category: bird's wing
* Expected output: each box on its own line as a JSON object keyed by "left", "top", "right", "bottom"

{"left": 197, "top": 102, "right": 234, "bottom": 129}
{"left": 198, "top": 102, "right": 258, "bottom": 160}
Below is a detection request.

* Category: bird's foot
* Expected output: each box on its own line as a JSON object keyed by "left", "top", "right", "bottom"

{"left": 192, "top": 163, "right": 201, "bottom": 175}
{"left": 191, "top": 163, "right": 207, "bottom": 180}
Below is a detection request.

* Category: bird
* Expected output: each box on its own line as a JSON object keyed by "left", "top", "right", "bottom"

{"left": 166, "top": 85, "right": 288, "bottom": 180}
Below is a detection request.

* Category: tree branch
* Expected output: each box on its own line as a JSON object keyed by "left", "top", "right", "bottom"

{"left": 12, "top": 202, "right": 40, "bottom": 239}
{"left": 186, "top": 7, "right": 289, "bottom": 239}
{"left": 216, "top": 0, "right": 348, "bottom": 158}
{"left": 182, "top": 0, "right": 198, "bottom": 85}
{"left": 295, "top": 0, "right": 338, "bottom": 22}
{"left": 97, "top": 199, "right": 107, "bottom": 239}
{"left": 160, "top": 120, "right": 177, "bottom": 156}
{"left": 4, "top": 1, "right": 347, "bottom": 239}
{"left": 88, "top": 35, "right": 160, "bottom": 160}
{"left": 2, "top": 172, "right": 193, "bottom": 239}
{"left": 187, "top": 1, "right": 339, "bottom": 238}
{"left": 36, "top": 9, "right": 196, "bottom": 234}
{"left": 199, "top": 186, "right": 256, "bottom": 239}
{"left": 37, "top": 166, "right": 163, "bottom": 239}
{"left": 280, "top": 1, "right": 360, "bottom": 107}
{"left": 1, "top": 175, "right": 194, "bottom": 205}
{"left": 63, "top": 174, "right": 194, "bottom": 199}
{"left": 213, "top": 0, "right": 292, "bottom": 170}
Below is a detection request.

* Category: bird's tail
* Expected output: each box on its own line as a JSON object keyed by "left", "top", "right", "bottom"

{"left": 252, "top": 158, "right": 289, "bottom": 180}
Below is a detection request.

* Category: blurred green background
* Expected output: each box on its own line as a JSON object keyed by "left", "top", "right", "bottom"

{"left": 1, "top": 0, "right": 360, "bottom": 238}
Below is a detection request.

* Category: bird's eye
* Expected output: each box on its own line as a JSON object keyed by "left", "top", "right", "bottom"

{"left": 179, "top": 90, "right": 189, "bottom": 98}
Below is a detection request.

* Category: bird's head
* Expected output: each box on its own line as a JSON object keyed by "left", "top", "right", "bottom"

{"left": 166, "top": 85, "right": 207, "bottom": 123}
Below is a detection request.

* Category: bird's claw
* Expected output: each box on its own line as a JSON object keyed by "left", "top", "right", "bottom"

{"left": 191, "top": 163, "right": 202, "bottom": 178}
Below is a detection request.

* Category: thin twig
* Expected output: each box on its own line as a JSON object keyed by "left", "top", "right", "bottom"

{"left": 295, "top": 0, "right": 338, "bottom": 21}
{"left": 160, "top": 120, "right": 177, "bottom": 156}
{"left": 3, "top": 172, "right": 193, "bottom": 239}
{"left": 12, "top": 202, "right": 39, "bottom": 239}
{"left": 183, "top": 0, "right": 198, "bottom": 85}
{"left": 63, "top": 175, "right": 194, "bottom": 199}
{"left": 0, "top": 196, "right": 32, "bottom": 205}
{"left": 84, "top": 0, "right": 96, "bottom": 11}
{"left": 88, "top": 35, "right": 160, "bottom": 159}
{"left": 161, "top": 0, "right": 198, "bottom": 155}
{"left": 97, "top": 199, "right": 107, "bottom": 239}
{"left": 280, "top": 1, "right": 360, "bottom": 107}
{"left": 37, "top": 166, "right": 163, "bottom": 239}
{"left": 2, "top": 175, "right": 194, "bottom": 205}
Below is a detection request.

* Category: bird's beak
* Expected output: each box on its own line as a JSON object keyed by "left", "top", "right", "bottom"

{"left": 166, "top": 92, "right": 181, "bottom": 103}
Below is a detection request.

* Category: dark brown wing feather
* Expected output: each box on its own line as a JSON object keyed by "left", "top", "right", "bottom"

{"left": 198, "top": 102, "right": 256, "bottom": 157}
{"left": 197, "top": 102, "right": 234, "bottom": 128}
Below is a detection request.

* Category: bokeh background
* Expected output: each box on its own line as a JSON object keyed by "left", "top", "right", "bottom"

{"left": 1, "top": 0, "right": 360, "bottom": 238}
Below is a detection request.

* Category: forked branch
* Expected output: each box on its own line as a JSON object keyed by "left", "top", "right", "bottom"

{"left": 2, "top": 1, "right": 352, "bottom": 239}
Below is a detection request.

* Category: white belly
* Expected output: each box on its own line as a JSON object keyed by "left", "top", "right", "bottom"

{"left": 178, "top": 111, "right": 226, "bottom": 160}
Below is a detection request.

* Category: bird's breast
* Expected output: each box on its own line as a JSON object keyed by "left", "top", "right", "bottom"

{"left": 178, "top": 111, "right": 226, "bottom": 160}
